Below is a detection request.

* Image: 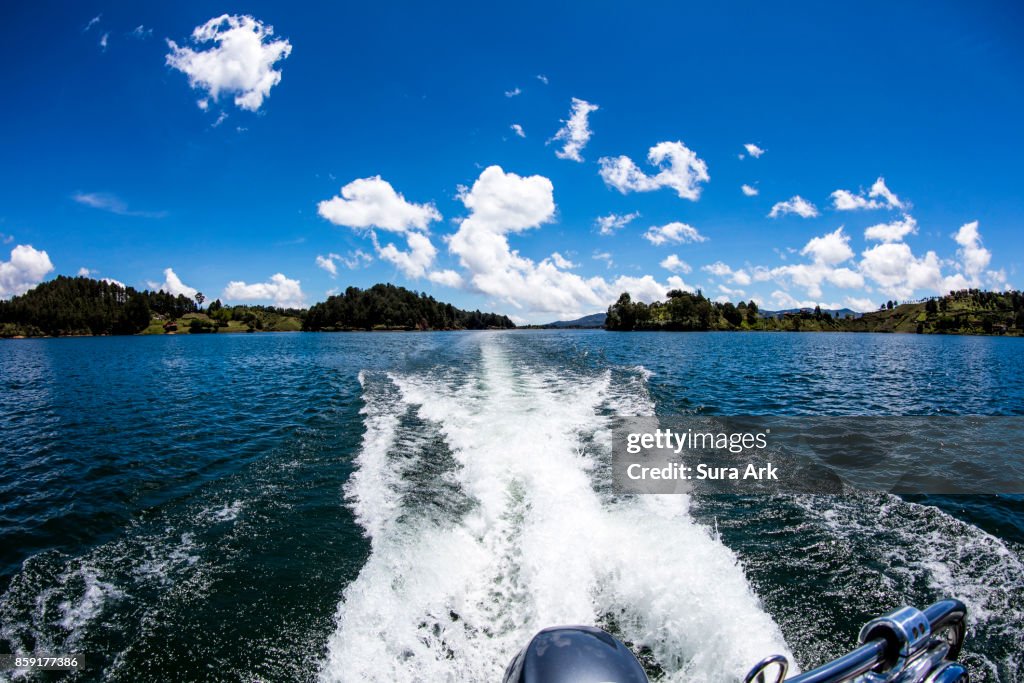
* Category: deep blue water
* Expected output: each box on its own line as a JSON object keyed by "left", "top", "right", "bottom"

{"left": 0, "top": 331, "right": 1021, "bottom": 681}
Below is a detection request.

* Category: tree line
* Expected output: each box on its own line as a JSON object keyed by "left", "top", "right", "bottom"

{"left": 605, "top": 287, "right": 1024, "bottom": 335}
{"left": 605, "top": 290, "right": 759, "bottom": 331}
{"left": 0, "top": 276, "right": 198, "bottom": 336}
{"left": 302, "top": 283, "right": 515, "bottom": 331}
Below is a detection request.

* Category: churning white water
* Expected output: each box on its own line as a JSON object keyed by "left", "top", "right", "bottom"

{"left": 320, "top": 338, "right": 793, "bottom": 682}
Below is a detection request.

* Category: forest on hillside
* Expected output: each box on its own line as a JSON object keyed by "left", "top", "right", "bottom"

{"left": 302, "top": 283, "right": 515, "bottom": 331}
{"left": 0, "top": 277, "right": 514, "bottom": 337}
{"left": 605, "top": 288, "right": 1024, "bottom": 335}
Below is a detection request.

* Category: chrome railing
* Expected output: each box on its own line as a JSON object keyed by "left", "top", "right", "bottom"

{"left": 744, "top": 599, "right": 969, "bottom": 683}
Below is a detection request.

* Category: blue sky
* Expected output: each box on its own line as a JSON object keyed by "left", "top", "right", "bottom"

{"left": 1, "top": 1, "right": 1022, "bottom": 322}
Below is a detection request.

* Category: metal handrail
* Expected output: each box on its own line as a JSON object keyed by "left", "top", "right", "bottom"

{"left": 746, "top": 599, "right": 970, "bottom": 683}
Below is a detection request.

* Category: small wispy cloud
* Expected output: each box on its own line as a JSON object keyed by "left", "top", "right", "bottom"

{"left": 99, "top": 32, "right": 109, "bottom": 51}
{"left": 536, "top": 74, "right": 549, "bottom": 85}
{"left": 504, "top": 87, "right": 522, "bottom": 98}
{"left": 72, "top": 192, "right": 167, "bottom": 218}
{"left": 510, "top": 123, "right": 525, "bottom": 138}
{"left": 741, "top": 184, "right": 759, "bottom": 196}
{"left": 128, "top": 25, "right": 153, "bottom": 40}
{"left": 83, "top": 14, "right": 101, "bottom": 32}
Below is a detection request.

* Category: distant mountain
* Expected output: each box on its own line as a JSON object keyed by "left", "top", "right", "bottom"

{"left": 542, "top": 312, "right": 607, "bottom": 328}
{"left": 759, "top": 307, "right": 861, "bottom": 319}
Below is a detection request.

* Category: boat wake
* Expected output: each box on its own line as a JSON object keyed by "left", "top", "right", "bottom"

{"left": 320, "top": 337, "right": 792, "bottom": 682}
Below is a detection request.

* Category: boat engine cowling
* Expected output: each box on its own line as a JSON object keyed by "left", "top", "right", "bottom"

{"left": 502, "top": 625, "right": 649, "bottom": 683}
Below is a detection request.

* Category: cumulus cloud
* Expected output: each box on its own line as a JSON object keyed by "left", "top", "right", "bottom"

{"left": 768, "top": 195, "right": 819, "bottom": 218}
{"left": 318, "top": 176, "right": 441, "bottom": 233}
{"left": 166, "top": 14, "right": 292, "bottom": 111}
{"left": 510, "top": 123, "right": 525, "bottom": 138}
{"left": 548, "top": 252, "right": 577, "bottom": 269}
{"left": 953, "top": 220, "right": 990, "bottom": 280}
{"left": 316, "top": 254, "right": 340, "bottom": 277}
{"left": 77, "top": 267, "right": 95, "bottom": 277}
{"left": 0, "top": 245, "right": 54, "bottom": 299}
{"left": 595, "top": 212, "right": 640, "bottom": 236}
{"left": 373, "top": 230, "right": 438, "bottom": 278}
{"left": 599, "top": 141, "right": 710, "bottom": 200}
{"left": 73, "top": 192, "right": 167, "bottom": 218}
{"left": 642, "top": 222, "right": 707, "bottom": 246}
{"left": 660, "top": 254, "right": 691, "bottom": 274}
{"left": 859, "top": 243, "right": 943, "bottom": 300}
{"left": 551, "top": 98, "right": 599, "bottom": 162}
{"left": 702, "top": 261, "right": 752, "bottom": 286}
{"left": 743, "top": 143, "right": 765, "bottom": 158}
{"left": 147, "top": 267, "right": 198, "bottom": 298}
{"left": 864, "top": 215, "right": 918, "bottom": 242}
{"left": 427, "top": 269, "right": 463, "bottom": 288}
{"left": 844, "top": 296, "right": 878, "bottom": 312}
{"left": 831, "top": 177, "right": 905, "bottom": 211}
{"left": 444, "top": 165, "right": 691, "bottom": 318}
{"left": 223, "top": 272, "right": 304, "bottom": 308}
{"left": 741, "top": 184, "right": 758, "bottom": 197}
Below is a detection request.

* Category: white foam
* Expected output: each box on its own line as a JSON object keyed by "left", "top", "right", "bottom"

{"left": 57, "top": 566, "right": 123, "bottom": 636}
{"left": 320, "top": 337, "right": 792, "bottom": 682}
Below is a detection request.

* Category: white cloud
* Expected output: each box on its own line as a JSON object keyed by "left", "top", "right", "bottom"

{"left": 102, "top": 277, "right": 126, "bottom": 289}
{"left": 870, "top": 177, "right": 904, "bottom": 209}
{"left": 147, "top": 267, "right": 198, "bottom": 299}
{"left": 444, "top": 165, "right": 691, "bottom": 318}
{"left": 768, "top": 195, "right": 819, "bottom": 218}
{"left": 831, "top": 177, "right": 905, "bottom": 211}
{"left": 551, "top": 98, "right": 599, "bottom": 162}
{"left": 129, "top": 25, "right": 153, "bottom": 39}
{"left": 953, "top": 220, "right": 990, "bottom": 280}
{"left": 864, "top": 215, "right": 918, "bottom": 242}
{"left": 77, "top": 267, "right": 95, "bottom": 277}
{"left": 317, "top": 250, "right": 373, "bottom": 277}
{"left": 599, "top": 141, "right": 710, "bottom": 200}
{"left": 701, "top": 261, "right": 751, "bottom": 286}
{"left": 0, "top": 245, "right": 54, "bottom": 299}
{"left": 427, "top": 269, "right": 463, "bottom": 288}
{"left": 166, "top": 14, "right": 292, "bottom": 112}
{"left": 504, "top": 87, "right": 521, "bottom": 98}
{"left": 802, "top": 227, "right": 855, "bottom": 265}
{"left": 844, "top": 296, "right": 878, "bottom": 312}
{"left": 593, "top": 251, "right": 614, "bottom": 268}
{"left": 373, "top": 230, "right": 438, "bottom": 278}
{"left": 536, "top": 74, "right": 549, "bottom": 85}
{"left": 660, "top": 254, "right": 691, "bottom": 274}
{"left": 72, "top": 192, "right": 166, "bottom": 218}
{"left": 548, "top": 252, "right": 577, "bottom": 269}
{"left": 595, "top": 211, "right": 640, "bottom": 236}
{"left": 741, "top": 184, "right": 759, "bottom": 196}
{"left": 642, "top": 222, "right": 708, "bottom": 246}
{"left": 859, "top": 242, "right": 943, "bottom": 299}
{"left": 223, "top": 272, "right": 304, "bottom": 308}
{"left": 211, "top": 111, "right": 228, "bottom": 128}
{"left": 84, "top": 15, "right": 101, "bottom": 32}
{"left": 743, "top": 143, "right": 765, "bottom": 158}
{"left": 99, "top": 32, "right": 109, "bottom": 51}
{"left": 510, "top": 123, "right": 525, "bottom": 138}
{"left": 316, "top": 253, "right": 340, "bottom": 277}
{"left": 317, "top": 176, "right": 441, "bottom": 233}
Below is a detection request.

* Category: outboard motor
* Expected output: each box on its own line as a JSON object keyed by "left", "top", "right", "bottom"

{"left": 502, "top": 625, "right": 648, "bottom": 683}
{"left": 504, "top": 599, "right": 969, "bottom": 683}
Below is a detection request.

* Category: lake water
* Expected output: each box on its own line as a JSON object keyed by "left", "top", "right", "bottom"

{"left": 1, "top": 331, "right": 1022, "bottom": 681}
